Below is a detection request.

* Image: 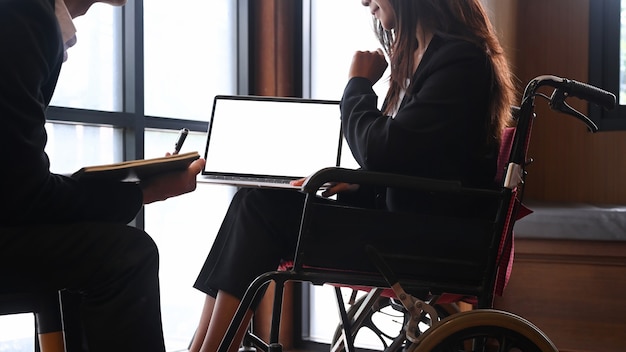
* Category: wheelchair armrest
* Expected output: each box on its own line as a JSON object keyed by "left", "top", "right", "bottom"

{"left": 301, "top": 167, "right": 464, "bottom": 194}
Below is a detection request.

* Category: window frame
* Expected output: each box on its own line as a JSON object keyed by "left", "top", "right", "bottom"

{"left": 588, "top": 0, "right": 626, "bottom": 131}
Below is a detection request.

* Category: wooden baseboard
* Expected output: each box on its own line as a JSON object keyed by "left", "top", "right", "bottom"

{"left": 494, "top": 238, "right": 626, "bottom": 352}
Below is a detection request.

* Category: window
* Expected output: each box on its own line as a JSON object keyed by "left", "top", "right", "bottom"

{"left": 51, "top": 4, "right": 124, "bottom": 112}
{"left": 143, "top": 130, "right": 237, "bottom": 350}
{"left": 143, "top": 2, "right": 237, "bottom": 120}
{"left": 141, "top": 3, "right": 239, "bottom": 348}
{"left": 305, "top": 1, "right": 388, "bottom": 101}
{"left": 303, "top": 0, "right": 390, "bottom": 348}
{"left": 1, "top": 0, "right": 239, "bottom": 351}
{"left": 589, "top": 0, "right": 626, "bottom": 130}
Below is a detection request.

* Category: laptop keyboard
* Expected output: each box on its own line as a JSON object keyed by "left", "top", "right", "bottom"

{"left": 208, "top": 174, "right": 293, "bottom": 184}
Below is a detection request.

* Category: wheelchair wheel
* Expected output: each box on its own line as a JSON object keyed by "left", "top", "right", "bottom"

{"left": 412, "top": 309, "right": 558, "bottom": 352}
{"left": 331, "top": 293, "right": 407, "bottom": 352}
{"left": 331, "top": 292, "right": 454, "bottom": 352}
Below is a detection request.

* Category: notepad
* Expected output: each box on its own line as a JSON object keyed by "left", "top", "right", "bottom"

{"left": 72, "top": 151, "right": 201, "bottom": 182}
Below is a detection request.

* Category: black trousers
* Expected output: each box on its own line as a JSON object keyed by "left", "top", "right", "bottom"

{"left": 0, "top": 222, "right": 166, "bottom": 352}
{"left": 194, "top": 188, "right": 306, "bottom": 301}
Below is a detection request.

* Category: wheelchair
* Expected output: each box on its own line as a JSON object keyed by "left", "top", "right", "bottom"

{"left": 218, "top": 75, "right": 616, "bottom": 352}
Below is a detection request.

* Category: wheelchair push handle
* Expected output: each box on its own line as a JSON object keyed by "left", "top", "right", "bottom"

{"left": 552, "top": 76, "right": 615, "bottom": 110}
{"left": 565, "top": 78, "right": 616, "bottom": 110}
{"left": 523, "top": 75, "right": 617, "bottom": 133}
{"left": 529, "top": 75, "right": 616, "bottom": 110}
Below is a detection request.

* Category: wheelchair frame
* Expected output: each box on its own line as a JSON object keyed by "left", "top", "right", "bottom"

{"left": 217, "top": 75, "right": 615, "bottom": 352}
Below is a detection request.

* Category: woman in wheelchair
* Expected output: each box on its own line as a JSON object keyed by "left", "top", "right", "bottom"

{"left": 188, "top": 0, "right": 515, "bottom": 351}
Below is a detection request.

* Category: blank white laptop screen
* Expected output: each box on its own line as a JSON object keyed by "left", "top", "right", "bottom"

{"left": 201, "top": 95, "right": 358, "bottom": 189}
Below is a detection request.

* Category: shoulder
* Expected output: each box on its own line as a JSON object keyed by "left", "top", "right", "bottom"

{"left": 0, "top": 0, "right": 63, "bottom": 115}
{"left": 0, "top": 0, "right": 56, "bottom": 20}
{"left": 0, "top": 0, "right": 62, "bottom": 65}
{"left": 411, "top": 34, "right": 491, "bottom": 90}
{"left": 419, "top": 35, "right": 488, "bottom": 77}
{"left": 429, "top": 34, "right": 487, "bottom": 57}
{"left": 0, "top": 0, "right": 59, "bottom": 41}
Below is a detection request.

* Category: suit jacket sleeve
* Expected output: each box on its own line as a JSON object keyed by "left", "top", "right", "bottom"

{"left": 0, "top": 0, "right": 143, "bottom": 225}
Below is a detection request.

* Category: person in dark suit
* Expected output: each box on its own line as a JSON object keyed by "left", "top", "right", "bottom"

{"left": 189, "top": 0, "right": 516, "bottom": 351}
{"left": 0, "top": 0, "right": 205, "bottom": 350}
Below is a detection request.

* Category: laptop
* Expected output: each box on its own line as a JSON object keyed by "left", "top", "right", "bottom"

{"left": 200, "top": 95, "right": 359, "bottom": 189}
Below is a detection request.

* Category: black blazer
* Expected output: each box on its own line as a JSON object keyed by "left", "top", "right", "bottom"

{"left": 340, "top": 35, "right": 498, "bottom": 212}
{"left": 0, "top": 0, "right": 142, "bottom": 225}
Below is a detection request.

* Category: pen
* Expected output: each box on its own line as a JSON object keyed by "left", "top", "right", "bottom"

{"left": 173, "top": 128, "right": 189, "bottom": 155}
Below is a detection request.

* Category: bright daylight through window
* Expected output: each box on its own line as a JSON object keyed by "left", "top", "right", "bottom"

{"left": 0, "top": 1, "right": 237, "bottom": 351}
{"left": 306, "top": 1, "right": 390, "bottom": 349}
{"left": 619, "top": 0, "right": 626, "bottom": 105}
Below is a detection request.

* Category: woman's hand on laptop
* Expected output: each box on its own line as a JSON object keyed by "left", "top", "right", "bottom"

{"left": 290, "top": 178, "right": 359, "bottom": 198}
{"left": 141, "top": 158, "right": 206, "bottom": 204}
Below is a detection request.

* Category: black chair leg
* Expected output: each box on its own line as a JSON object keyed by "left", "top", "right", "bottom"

{"left": 334, "top": 287, "right": 356, "bottom": 352}
{"left": 34, "top": 318, "right": 41, "bottom": 352}
{"left": 240, "top": 323, "right": 257, "bottom": 352}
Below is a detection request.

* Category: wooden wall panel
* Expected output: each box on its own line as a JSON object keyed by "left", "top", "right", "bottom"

{"left": 494, "top": 239, "right": 626, "bottom": 351}
{"left": 250, "top": 0, "right": 300, "bottom": 97}
{"left": 495, "top": 2, "right": 626, "bottom": 350}
{"left": 513, "top": 0, "right": 626, "bottom": 204}
{"left": 491, "top": 0, "right": 518, "bottom": 71}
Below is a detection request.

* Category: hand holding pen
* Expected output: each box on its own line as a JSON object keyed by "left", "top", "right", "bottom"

{"left": 173, "top": 128, "right": 189, "bottom": 155}
{"left": 142, "top": 127, "right": 205, "bottom": 204}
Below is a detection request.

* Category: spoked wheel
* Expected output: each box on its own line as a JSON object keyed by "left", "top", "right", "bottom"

{"left": 331, "top": 291, "right": 454, "bottom": 352}
{"left": 331, "top": 293, "right": 407, "bottom": 352}
{"left": 412, "top": 310, "right": 558, "bottom": 352}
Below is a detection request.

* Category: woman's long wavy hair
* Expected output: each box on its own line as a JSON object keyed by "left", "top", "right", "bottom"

{"left": 373, "top": 0, "right": 516, "bottom": 144}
